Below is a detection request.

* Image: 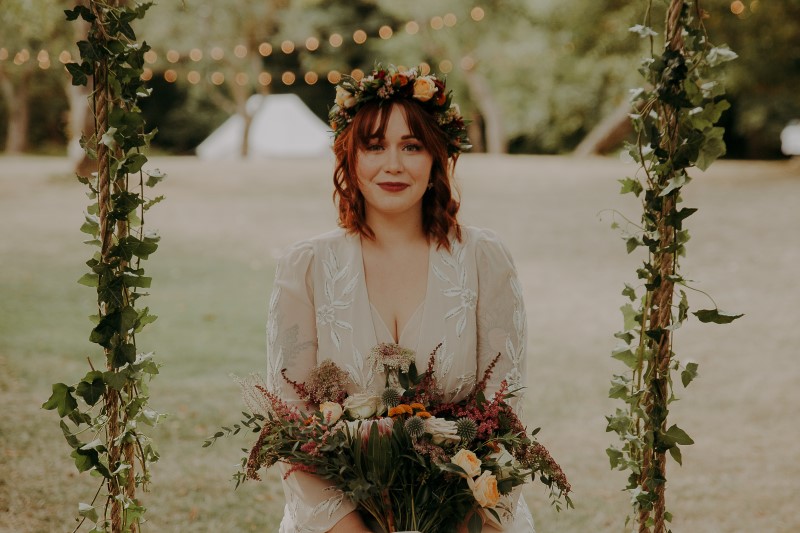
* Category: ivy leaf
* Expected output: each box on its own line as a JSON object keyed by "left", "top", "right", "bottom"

{"left": 77, "top": 273, "right": 99, "bottom": 287}
{"left": 619, "top": 177, "right": 643, "bottom": 197}
{"left": 145, "top": 168, "right": 167, "bottom": 187}
{"left": 668, "top": 444, "right": 683, "bottom": 465}
{"left": 664, "top": 424, "right": 694, "bottom": 446}
{"left": 64, "top": 6, "right": 96, "bottom": 22}
{"left": 681, "top": 362, "right": 699, "bottom": 387}
{"left": 78, "top": 503, "right": 99, "bottom": 523}
{"left": 696, "top": 127, "right": 726, "bottom": 171}
{"left": 76, "top": 371, "right": 106, "bottom": 406}
{"left": 659, "top": 172, "right": 687, "bottom": 197}
{"left": 611, "top": 346, "right": 638, "bottom": 369}
{"left": 606, "top": 447, "right": 624, "bottom": 469}
{"left": 629, "top": 24, "right": 658, "bottom": 38}
{"left": 693, "top": 308, "right": 743, "bottom": 324}
{"left": 622, "top": 283, "right": 637, "bottom": 301}
{"left": 707, "top": 45, "right": 738, "bottom": 67}
{"left": 103, "top": 370, "right": 129, "bottom": 391}
{"left": 621, "top": 303, "right": 639, "bottom": 331}
{"left": 65, "top": 62, "right": 89, "bottom": 86}
{"left": 42, "top": 383, "right": 78, "bottom": 417}
{"left": 626, "top": 237, "right": 641, "bottom": 254}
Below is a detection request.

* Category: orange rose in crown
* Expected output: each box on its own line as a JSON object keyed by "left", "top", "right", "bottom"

{"left": 412, "top": 76, "right": 438, "bottom": 102}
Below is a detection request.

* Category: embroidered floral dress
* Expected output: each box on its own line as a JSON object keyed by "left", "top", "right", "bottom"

{"left": 267, "top": 226, "right": 535, "bottom": 533}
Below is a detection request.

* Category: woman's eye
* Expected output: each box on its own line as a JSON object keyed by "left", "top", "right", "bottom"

{"left": 403, "top": 143, "right": 423, "bottom": 152}
{"left": 366, "top": 143, "right": 384, "bottom": 151}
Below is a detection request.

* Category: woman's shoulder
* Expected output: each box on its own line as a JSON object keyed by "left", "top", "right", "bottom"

{"left": 459, "top": 225, "right": 515, "bottom": 266}
{"left": 277, "top": 228, "right": 353, "bottom": 262}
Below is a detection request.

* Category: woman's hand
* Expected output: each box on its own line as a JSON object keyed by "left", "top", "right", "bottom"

{"left": 328, "top": 511, "right": 372, "bottom": 533}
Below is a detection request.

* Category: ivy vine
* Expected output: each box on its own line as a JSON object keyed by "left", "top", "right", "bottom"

{"left": 42, "top": 2, "right": 165, "bottom": 532}
{"left": 606, "top": 1, "right": 740, "bottom": 532}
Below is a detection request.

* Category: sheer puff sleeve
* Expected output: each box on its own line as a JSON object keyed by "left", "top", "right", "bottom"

{"left": 475, "top": 229, "right": 528, "bottom": 531}
{"left": 266, "top": 242, "right": 357, "bottom": 532}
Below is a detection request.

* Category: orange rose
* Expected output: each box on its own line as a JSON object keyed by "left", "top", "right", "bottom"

{"left": 451, "top": 448, "right": 482, "bottom": 478}
{"left": 392, "top": 73, "right": 409, "bottom": 87}
{"left": 470, "top": 471, "right": 501, "bottom": 508}
{"left": 412, "top": 76, "right": 438, "bottom": 102}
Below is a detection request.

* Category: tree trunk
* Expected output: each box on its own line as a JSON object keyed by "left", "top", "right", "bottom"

{"left": 573, "top": 98, "right": 643, "bottom": 157}
{"left": 464, "top": 70, "right": 506, "bottom": 154}
{"left": 1, "top": 69, "right": 31, "bottom": 153}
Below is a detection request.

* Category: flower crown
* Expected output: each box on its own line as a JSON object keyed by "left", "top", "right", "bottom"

{"left": 329, "top": 64, "right": 471, "bottom": 156}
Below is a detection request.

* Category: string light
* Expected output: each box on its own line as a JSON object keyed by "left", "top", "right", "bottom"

{"left": 164, "top": 69, "right": 178, "bottom": 82}
{"left": 351, "top": 68, "right": 365, "bottom": 81}
{"left": 0, "top": 48, "right": 8, "bottom": 61}
{"left": 259, "top": 42, "right": 273, "bottom": 56}
{"left": 305, "top": 37, "right": 320, "bottom": 51}
{"left": 234, "top": 45, "right": 248, "bottom": 58}
{"left": 460, "top": 56, "right": 475, "bottom": 71}
{"left": 304, "top": 71, "right": 318, "bottom": 85}
{"left": 327, "top": 70, "right": 342, "bottom": 84}
{"left": 144, "top": 50, "right": 158, "bottom": 64}
{"left": 439, "top": 59, "right": 453, "bottom": 73}
{"left": 353, "top": 29, "right": 367, "bottom": 44}
{"left": 280, "top": 40, "right": 295, "bottom": 54}
{"left": 329, "top": 33, "right": 343, "bottom": 47}
{"left": 59, "top": 51, "right": 72, "bottom": 63}
{"left": 13, "top": 49, "right": 30, "bottom": 65}
{"left": 443, "top": 13, "right": 457, "bottom": 27}
{"left": 379, "top": 25, "right": 393, "bottom": 39}
{"left": 187, "top": 70, "right": 201, "bottom": 84}
{"left": 470, "top": 7, "right": 485, "bottom": 21}
{"left": 419, "top": 62, "right": 431, "bottom": 75}
{"left": 282, "top": 71, "right": 296, "bottom": 85}
{"left": 235, "top": 72, "right": 248, "bottom": 86}
{"left": 730, "top": 1, "right": 745, "bottom": 14}
{"left": 210, "top": 72, "right": 225, "bottom": 85}
{"left": 431, "top": 16, "right": 444, "bottom": 30}
{"left": 189, "top": 48, "right": 203, "bottom": 61}
{"left": 258, "top": 72, "right": 272, "bottom": 86}
{"left": 750, "top": 0, "right": 760, "bottom": 12}
{"left": 166, "top": 50, "right": 180, "bottom": 63}
{"left": 141, "top": 67, "right": 153, "bottom": 81}
{"left": 405, "top": 21, "right": 419, "bottom": 35}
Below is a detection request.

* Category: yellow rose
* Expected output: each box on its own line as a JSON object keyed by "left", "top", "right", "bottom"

{"left": 451, "top": 448, "right": 482, "bottom": 478}
{"left": 470, "top": 470, "right": 501, "bottom": 508}
{"left": 412, "top": 76, "right": 438, "bottom": 102}
{"left": 335, "top": 86, "right": 357, "bottom": 108}
{"left": 319, "top": 401, "right": 343, "bottom": 424}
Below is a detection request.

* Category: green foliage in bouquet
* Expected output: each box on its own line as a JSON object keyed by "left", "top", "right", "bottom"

{"left": 207, "top": 344, "right": 571, "bottom": 533}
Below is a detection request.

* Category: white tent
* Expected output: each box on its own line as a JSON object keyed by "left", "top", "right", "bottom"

{"left": 195, "top": 93, "right": 332, "bottom": 159}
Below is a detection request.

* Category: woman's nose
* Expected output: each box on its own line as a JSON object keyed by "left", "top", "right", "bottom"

{"left": 384, "top": 147, "right": 403, "bottom": 172}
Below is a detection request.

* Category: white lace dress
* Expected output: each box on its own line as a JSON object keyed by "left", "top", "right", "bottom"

{"left": 266, "top": 226, "right": 536, "bottom": 533}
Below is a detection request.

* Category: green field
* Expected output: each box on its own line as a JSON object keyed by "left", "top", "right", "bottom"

{"left": 1, "top": 155, "right": 798, "bottom": 532}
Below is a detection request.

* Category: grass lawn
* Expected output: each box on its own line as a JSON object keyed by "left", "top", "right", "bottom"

{"left": 1, "top": 154, "right": 798, "bottom": 532}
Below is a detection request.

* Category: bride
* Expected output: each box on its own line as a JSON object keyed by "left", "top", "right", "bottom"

{"left": 267, "top": 64, "right": 535, "bottom": 532}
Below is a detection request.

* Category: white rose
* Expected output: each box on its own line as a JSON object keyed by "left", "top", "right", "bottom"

{"left": 319, "top": 401, "right": 343, "bottom": 424}
{"left": 469, "top": 470, "right": 501, "bottom": 508}
{"left": 424, "top": 416, "right": 460, "bottom": 445}
{"left": 451, "top": 448, "right": 482, "bottom": 478}
{"left": 412, "top": 76, "right": 438, "bottom": 102}
{"left": 335, "top": 86, "right": 357, "bottom": 108}
{"left": 343, "top": 393, "right": 382, "bottom": 419}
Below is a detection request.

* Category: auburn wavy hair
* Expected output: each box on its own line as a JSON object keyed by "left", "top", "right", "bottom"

{"left": 332, "top": 98, "right": 462, "bottom": 251}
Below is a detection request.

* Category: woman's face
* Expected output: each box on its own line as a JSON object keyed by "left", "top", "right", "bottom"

{"left": 356, "top": 105, "right": 433, "bottom": 223}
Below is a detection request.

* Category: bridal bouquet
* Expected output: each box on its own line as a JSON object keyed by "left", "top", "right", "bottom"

{"left": 206, "top": 344, "right": 571, "bottom": 533}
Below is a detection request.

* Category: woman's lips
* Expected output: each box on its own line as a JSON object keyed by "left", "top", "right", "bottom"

{"left": 378, "top": 182, "right": 409, "bottom": 192}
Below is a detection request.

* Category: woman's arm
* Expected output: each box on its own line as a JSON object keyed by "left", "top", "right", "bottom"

{"left": 267, "top": 242, "right": 359, "bottom": 530}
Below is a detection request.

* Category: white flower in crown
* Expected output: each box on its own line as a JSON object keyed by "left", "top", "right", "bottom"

{"left": 335, "top": 86, "right": 357, "bottom": 109}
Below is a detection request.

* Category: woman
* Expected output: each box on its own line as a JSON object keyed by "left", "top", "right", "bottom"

{"left": 266, "top": 65, "right": 535, "bottom": 532}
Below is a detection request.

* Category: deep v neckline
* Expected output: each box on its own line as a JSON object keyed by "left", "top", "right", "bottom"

{"left": 358, "top": 236, "right": 433, "bottom": 346}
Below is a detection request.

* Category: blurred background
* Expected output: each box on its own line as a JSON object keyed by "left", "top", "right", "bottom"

{"left": 1, "top": 0, "right": 799, "bottom": 160}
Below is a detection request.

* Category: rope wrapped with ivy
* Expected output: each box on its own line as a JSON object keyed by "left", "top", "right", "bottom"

{"left": 42, "top": 2, "right": 165, "bottom": 531}
{"left": 606, "top": 2, "right": 740, "bottom": 532}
